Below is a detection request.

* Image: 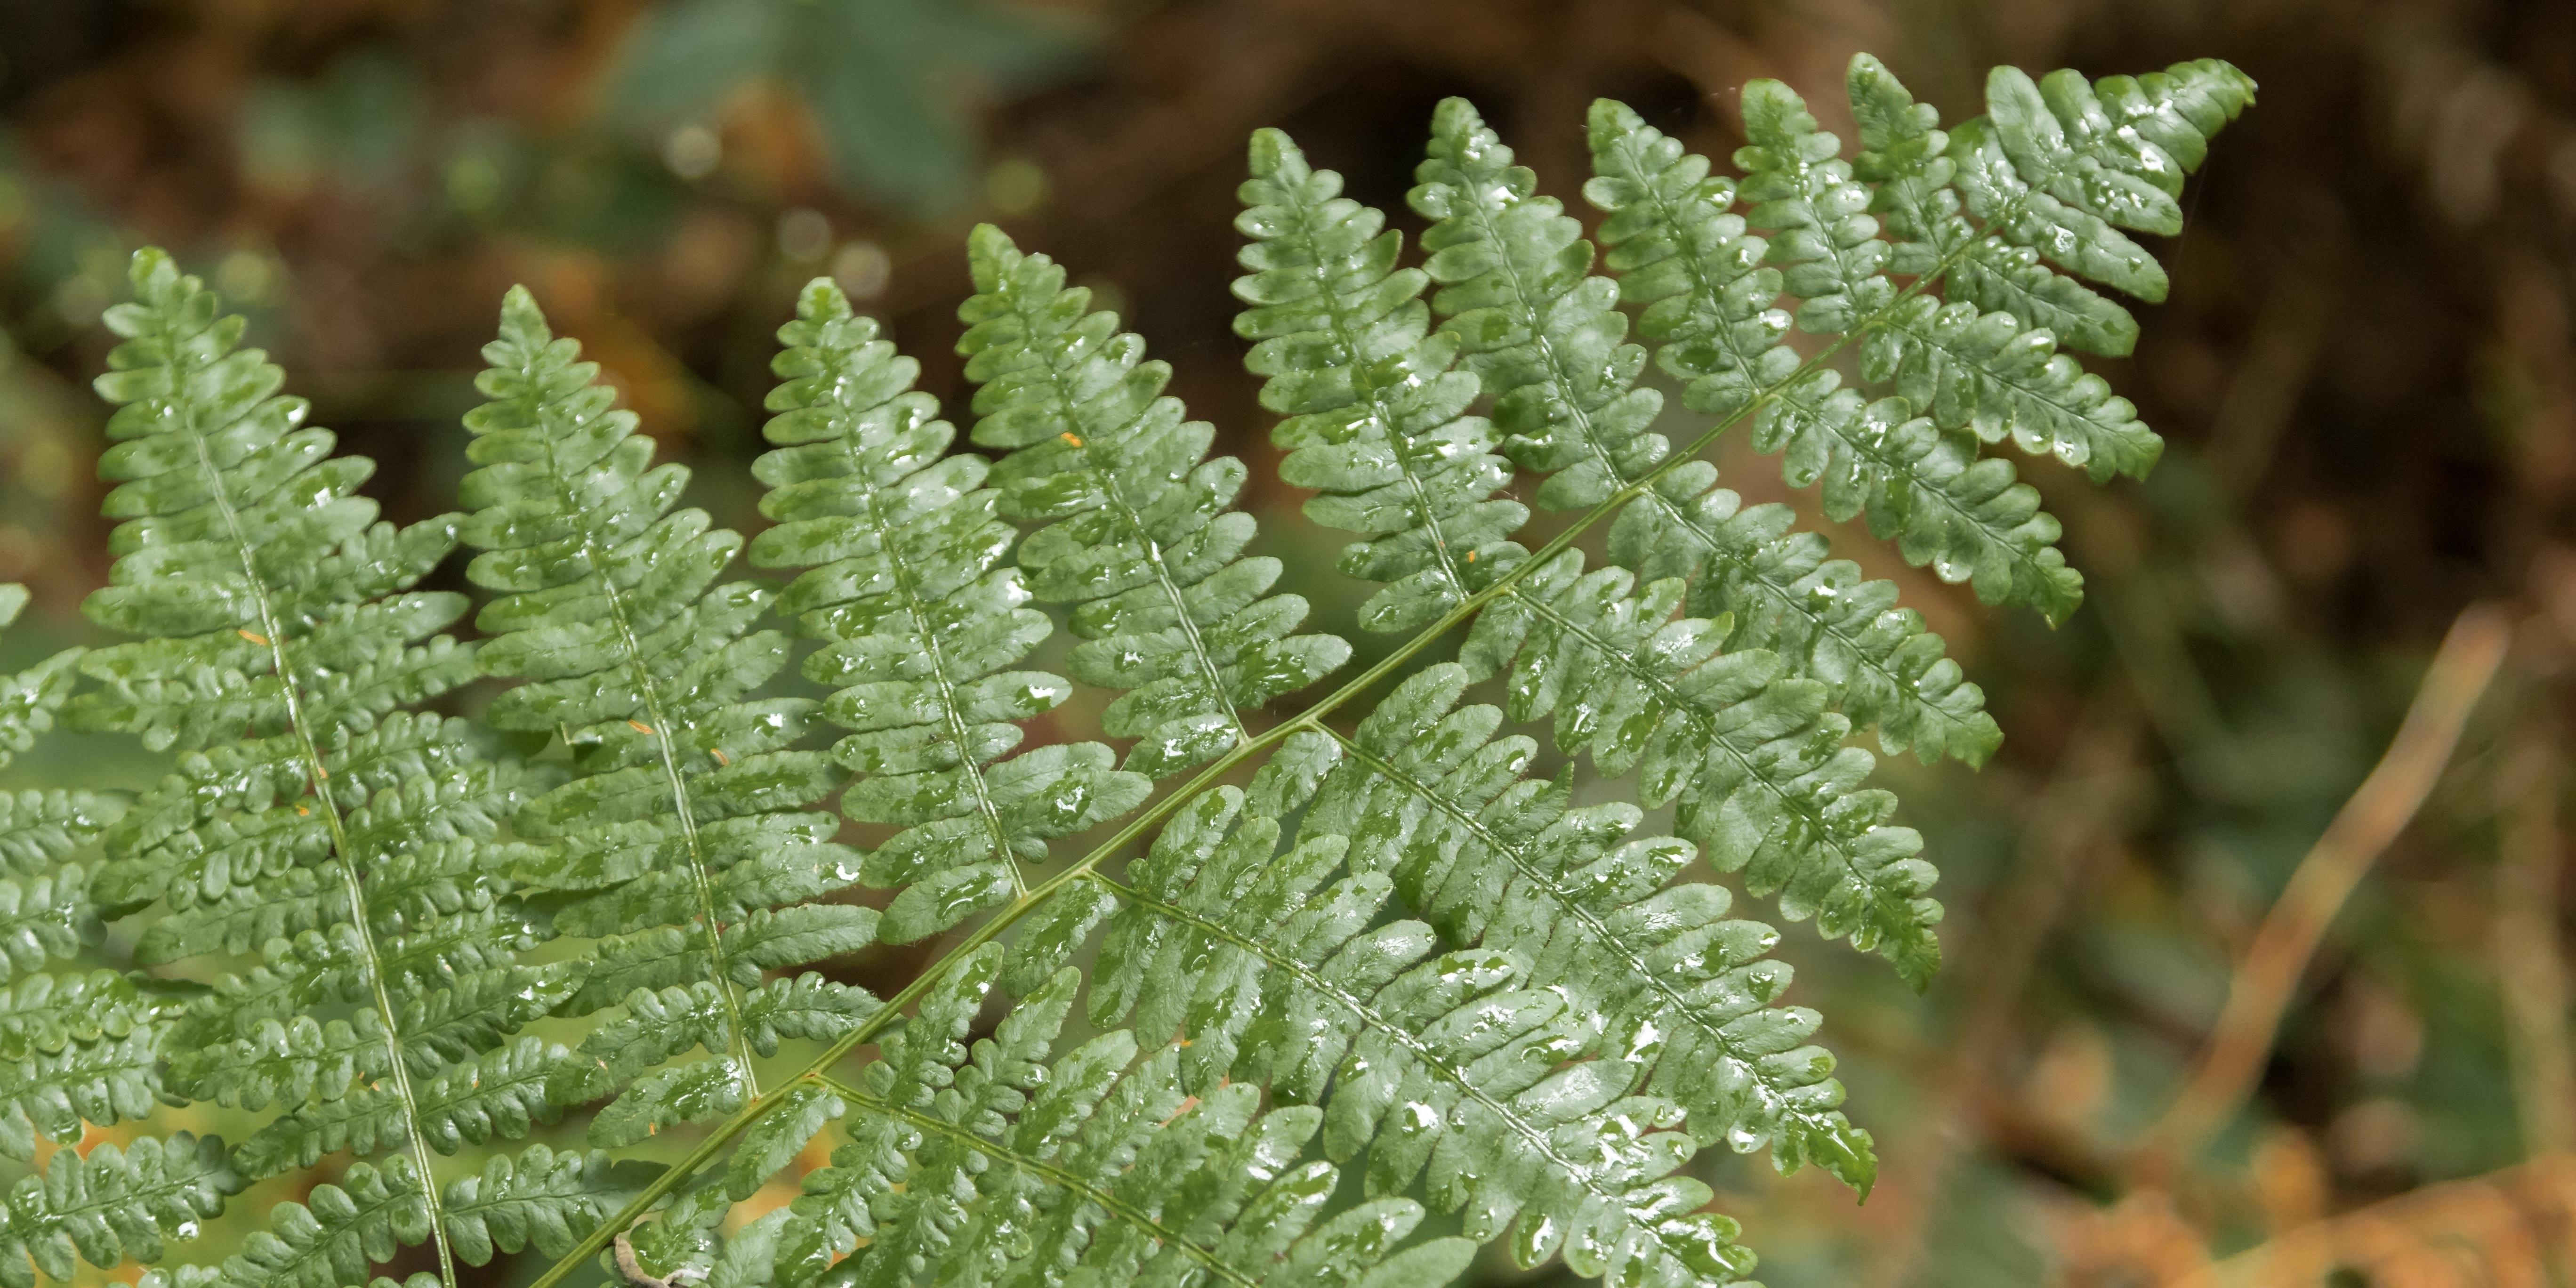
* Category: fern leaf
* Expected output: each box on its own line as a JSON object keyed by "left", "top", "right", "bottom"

{"left": 1463, "top": 552, "right": 1941, "bottom": 983}
{"left": 214, "top": 1157, "right": 433, "bottom": 1288}
{"left": 1845, "top": 57, "right": 2136, "bottom": 359}
{"left": 0, "top": 791, "right": 121, "bottom": 882}
{"left": 1951, "top": 59, "right": 2255, "bottom": 305}
{"left": 0, "top": 1133, "right": 239, "bottom": 1288}
{"left": 234, "top": 1034, "right": 573, "bottom": 1180}
{"left": 1762, "top": 374, "right": 2081, "bottom": 619}
{"left": 438, "top": 1144, "right": 648, "bottom": 1267}
{"left": 958, "top": 225, "right": 1352, "bottom": 779}
{"left": 1735, "top": 83, "right": 2084, "bottom": 620}
{"left": 1583, "top": 58, "right": 2250, "bottom": 620}
{"left": 1232, "top": 130, "right": 1528, "bottom": 633}
{"left": 0, "top": 600, "right": 119, "bottom": 976}
{"left": 460, "top": 286, "right": 873, "bottom": 1119}
{"left": 1303, "top": 664, "right": 1875, "bottom": 1178}
{"left": 75, "top": 250, "right": 569, "bottom": 1284}
{"left": 1606, "top": 465, "right": 1996, "bottom": 764}
{"left": 0, "top": 867, "right": 100, "bottom": 984}
{"left": 1391, "top": 105, "right": 1988, "bottom": 767}
{"left": 750, "top": 279, "right": 1150, "bottom": 943}
{"left": 1078, "top": 744, "right": 1764, "bottom": 1283}
{"left": 777, "top": 947, "right": 1449, "bottom": 1288}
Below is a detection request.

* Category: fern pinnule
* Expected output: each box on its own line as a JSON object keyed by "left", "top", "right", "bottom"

{"left": 748, "top": 279, "right": 1150, "bottom": 944}
{"left": 0, "top": 1133, "right": 236, "bottom": 1288}
{"left": 459, "top": 287, "right": 881, "bottom": 1147}
{"left": 958, "top": 225, "right": 1352, "bottom": 779}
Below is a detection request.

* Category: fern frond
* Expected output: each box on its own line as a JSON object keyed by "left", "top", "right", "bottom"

{"left": 958, "top": 226, "right": 1352, "bottom": 779}
{"left": 1232, "top": 131, "right": 1529, "bottom": 634}
{"left": 0, "top": 1133, "right": 239, "bottom": 1288}
{"left": 73, "top": 250, "right": 567, "bottom": 1286}
{"left": 1070, "top": 737, "right": 1766, "bottom": 1283}
{"left": 773, "top": 946, "right": 1478, "bottom": 1288}
{"left": 460, "top": 287, "right": 876, "bottom": 1133}
{"left": 1579, "top": 116, "right": 1998, "bottom": 763}
{"left": 1460, "top": 551, "right": 1939, "bottom": 981}
{"left": 1307, "top": 664, "right": 1873, "bottom": 1174}
{"left": 749, "top": 280, "right": 1151, "bottom": 943}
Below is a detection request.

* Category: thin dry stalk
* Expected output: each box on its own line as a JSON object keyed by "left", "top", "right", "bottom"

{"left": 2498, "top": 729, "right": 2576, "bottom": 1162}
{"left": 2145, "top": 604, "right": 2514, "bottom": 1158}
{"left": 2169, "top": 1156, "right": 2576, "bottom": 1287}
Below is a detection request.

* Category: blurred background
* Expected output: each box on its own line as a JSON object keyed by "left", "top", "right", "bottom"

{"left": 4, "top": 0, "right": 2574, "bottom": 1284}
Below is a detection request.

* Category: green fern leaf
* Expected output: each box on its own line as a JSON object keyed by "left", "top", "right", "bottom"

{"left": 0, "top": 867, "right": 101, "bottom": 984}
{"left": 74, "top": 250, "right": 576, "bottom": 1285}
{"left": 777, "top": 947, "right": 1463, "bottom": 1288}
{"left": 1232, "top": 130, "right": 1529, "bottom": 633}
{"left": 0, "top": 594, "right": 121, "bottom": 981}
{"left": 214, "top": 1157, "right": 433, "bottom": 1288}
{"left": 0, "top": 791, "right": 121, "bottom": 884}
{"left": 1606, "top": 464, "right": 1996, "bottom": 764}
{"left": 438, "top": 1144, "right": 649, "bottom": 1267}
{"left": 459, "top": 286, "right": 874, "bottom": 1126}
{"left": 1952, "top": 59, "right": 2255, "bottom": 304}
{"left": 958, "top": 225, "right": 1352, "bottom": 779}
{"left": 1082, "top": 743, "right": 1763, "bottom": 1281}
{"left": 1462, "top": 552, "right": 1941, "bottom": 982}
{"left": 0, "top": 1133, "right": 239, "bottom": 1288}
{"left": 1305, "top": 665, "right": 1876, "bottom": 1177}
{"left": 749, "top": 279, "right": 1151, "bottom": 943}
{"left": 1382, "top": 106, "right": 1988, "bottom": 765}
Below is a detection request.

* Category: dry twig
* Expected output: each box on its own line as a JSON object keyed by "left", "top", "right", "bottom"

{"left": 2144, "top": 603, "right": 2513, "bottom": 1159}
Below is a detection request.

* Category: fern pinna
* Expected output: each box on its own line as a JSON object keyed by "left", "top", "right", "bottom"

{"left": 19, "top": 48, "right": 2246, "bottom": 1288}
{"left": 54, "top": 250, "right": 637, "bottom": 1288}
{"left": 456, "top": 290, "right": 883, "bottom": 1156}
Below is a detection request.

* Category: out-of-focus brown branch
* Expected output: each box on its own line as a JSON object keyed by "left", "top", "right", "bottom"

{"left": 2497, "top": 730, "right": 2576, "bottom": 1163}
{"left": 2143, "top": 604, "right": 2514, "bottom": 1160}
{"left": 2164, "top": 1155, "right": 2576, "bottom": 1288}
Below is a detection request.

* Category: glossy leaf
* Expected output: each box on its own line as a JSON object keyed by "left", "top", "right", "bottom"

{"left": 751, "top": 278, "right": 1148, "bottom": 942}
{"left": 460, "top": 286, "right": 872, "bottom": 1125}
{"left": 959, "top": 225, "right": 1351, "bottom": 778}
